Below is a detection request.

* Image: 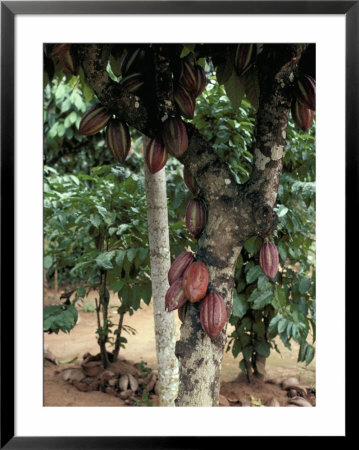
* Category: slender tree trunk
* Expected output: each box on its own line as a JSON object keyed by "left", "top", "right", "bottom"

{"left": 143, "top": 137, "right": 179, "bottom": 406}
{"left": 54, "top": 254, "right": 58, "bottom": 291}
{"left": 112, "top": 312, "right": 125, "bottom": 362}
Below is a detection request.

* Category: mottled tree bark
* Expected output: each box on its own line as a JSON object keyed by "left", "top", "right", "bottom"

{"left": 79, "top": 43, "right": 308, "bottom": 406}
{"left": 143, "top": 136, "right": 179, "bottom": 406}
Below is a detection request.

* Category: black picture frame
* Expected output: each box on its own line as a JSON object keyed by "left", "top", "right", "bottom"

{"left": 1, "top": 1, "right": 354, "bottom": 447}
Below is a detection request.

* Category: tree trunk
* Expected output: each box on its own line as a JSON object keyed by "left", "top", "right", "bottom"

{"left": 143, "top": 136, "right": 179, "bottom": 406}
{"left": 112, "top": 312, "right": 125, "bottom": 362}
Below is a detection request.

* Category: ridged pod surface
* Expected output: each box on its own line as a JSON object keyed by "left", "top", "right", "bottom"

{"left": 168, "top": 251, "right": 195, "bottom": 285}
{"left": 182, "top": 261, "right": 209, "bottom": 303}
{"left": 185, "top": 198, "right": 206, "bottom": 238}
{"left": 120, "top": 73, "right": 144, "bottom": 93}
{"left": 145, "top": 137, "right": 168, "bottom": 174}
{"left": 105, "top": 119, "right": 131, "bottom": 164}
{"left": 183, "top": 166, "right": 200, "bottom": 195}
{"left": 79, "top": 105, "right": 112, "bottom": 136}
{"left": 234, "top": 44, "right": 256, "bottom": 77}
{"left": 120, "top": 48, "right": 146, "bottom": 77}
{"left": 162, "top": 117, "right": 189, "bottom": 157}
{"left": 51, "top": 44, "right": 71, "bottom": 58}
{"left": 200, "top": 291, "right": 227, "bottom": 340}
{"left": 194, "top": 65, "right": 206, "bottom": 97}
{"left": 295, "top": 74, "right": 316, "bottom": 111}
{"left": 291, "top": 100, "right": 314, "bottom": 132}
{"left": 59, "top": 49, "right": 78, "bottom": 75}
{"left": 179, "top": 59, "right": 198, "bottom": 93}
{"left": 259, "top": 241, "right": 279, "bottom": 280}
{"left": 165, "top": 279, "right": 188, "bottom": 312}
{"left": 174, "top": 84, "right": 196, "bottom": 119}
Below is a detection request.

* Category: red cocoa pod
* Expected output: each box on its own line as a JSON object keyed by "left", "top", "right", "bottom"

{"left": 179, "top": 59, "right": 198, "bottom": 93}
{"left": 120, "top": 73, "right": 144, "bottom": 93}
{"left": 182, "top": 261, "right": 209, "bottom": 303}
{"left": 194, "top": 64, "right": 206, "bottom": 97}
{"left": 291, "top": 100, "right": 314, "bottom": 132}
{"left": 294, "top": 74, "right": 316, "bottom": 111}
{"left": 174, "top": 84, "right": 196, "bottom": 119}
{"left": 183, "top": 166, "right": 200, "bottom": 195}
{"left": 186, "top": 198, "right": 206, "bottom": 238}
{"left": 59, "top": 48, "right": 78, "bottom": 75}
{"left": 178, "top": 303, "right": 187, "bottom": 323}
{"left": 168, "top": 251, "right": 195, "bottom": 285}
{"left": 162, "top": 117, "right": 188, "bottom": 157}
{"left": 120, "top": 48, "right": 146, "bottom": 77}
{"left": 259, "top": 241, "right": 279, "bottom": 280}
{"left": 165, "top": 279, "right": 188, "bottom": 312}
{"left": 145, "top": 137, "right": 168, "bottom": 174}
{"left": 105, "top": 119, "right": 131, "bottom": 164}
{"left": 234, "top": 44, "right": 256, "bottom": 77}
{"left": 79, "top": 104, "right": 112, "bottom": 136}
{"left": 200, "top": 291, "right": 227, "bottom": 340}
{"left": 51, "top": 44, "right": 71, "bottom": 59}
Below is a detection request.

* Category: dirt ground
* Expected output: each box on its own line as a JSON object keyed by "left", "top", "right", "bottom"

{"left": 44, "top": 288, "right": 316, "bottom": 407}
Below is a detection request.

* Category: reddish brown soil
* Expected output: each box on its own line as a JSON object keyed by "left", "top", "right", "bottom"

{"left": 44, "top": 288, "right": 315, "bottom": 407}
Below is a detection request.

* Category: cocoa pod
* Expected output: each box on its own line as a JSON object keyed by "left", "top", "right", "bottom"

{"left": 294, "top": 74, "right": 316, "bottom": 111}
{"left": 127, "top": 373, "right": 139, "bottom": 392}
{"left": 182, "top": 261, "right": 209, "bottom": 303}
{"left": 79, "top": 104, "right": 112, "bottom": 136}
{"left": 162, "top": 117, "right": 188, "bottom": 157}
{"left": 145, "top": 137, "right": 168, "bottom": 174}
{"left": 178, "top": 303, "right": 188, "bottom": 323}
{"left": 234, "top": 44, "right": 256, "bottom": 77}
{"left": 165, "top": 279, "right": 188, "bottom": 312}
{"left": 183, "top": 166, "right": 200, "bottom": 195}
{"left": 179, "top": 58, "right": 198, "bottom": 93}
{"left": 59, "top": 49, "right": 78, "bottom": 75}
{"left": 174, "top": 84, "right": 196, "bottom": 119}
{"left": 168, "top": 251, "right": 195, "bottom": 285}
{"left": 185, "top": 198, "right": 206, "bottom": 238}
{"left": 51, "top": 44, "right": 71, "bottom": 59}
{"left": 291, "top": 100, "right": 314, "bottom": 132}
{"left": 144, "top": 373, "right": 157, "bottom": 393}
{"left": 105, "top": 119, "right": 131, "bottom": 164}
{"left": 118, "top": 374, "right": 129, "bottom": 391}
{"left": 120, "top": 47, "right": 146, "bottom": 77}
{"left": 200, "top": 291, "right": 227, "bottom": 340}
{"left": 259, "top": 241, "right": 279, "bottom": 280}
{"left": 120, "top": 73, "right": 144, "bottom": 93}
{"left": 194, "top": 64, "right": 206, "bottom": 97}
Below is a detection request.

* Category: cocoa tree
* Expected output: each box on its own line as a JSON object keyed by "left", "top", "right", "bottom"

{"left": 45, "top": 43, "right": 315, "bottom": 406}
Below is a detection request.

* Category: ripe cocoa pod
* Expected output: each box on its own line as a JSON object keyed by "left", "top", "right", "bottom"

{"left": 51, "top": 44, "right": 71, "bottom": 59}
{"left": 59, "top": 49, "right": 78, "bottom": 75}
{"left": 162, "top": 117, "right": 189, "bottom": 158}
{"left": 291, "top": 100, "right": 314, "bottom": 132}
{"left": 165, "top": 279, "right": 188, "bottom": 312}
{"left": 200, "top": 291, "right": 227, "bottom": 340}
{"left": 179, "top": 59, "right": 199, "bottom": 93}
{"left": 120, "top": 47, "right": 146, "bottom": 77}
{"left": 234, "top": 44, "right": 256, "bottom": 77}
{"left": 174, "top": 84, "right": 196, "bottom": 119}
{"left": 79, "top": 104, "right": 112, "bottom": 136}
{"left": 182, "top": 261, "right": 209, "bottom": 303}
{"left": 185, "top": 198, "right": 206, "bottom": 238}
{"left": 194, "top": 64, "right": 206, "bottom": 97}
{"left": 178, "top": 303, "right": 187, "bottom": 323}
{"left": 168, "top": 251, "right": 195, "bottom": 285}
{"left": 259, "top": 241, "right": 279, "bottom": 280}
{"left": 294, "top": 74, "right": 316, "bottom": 111}
{"left": 105, "top": 119, "right": 131, "bottom": 164}
{"left": 183, "top": 166, "right": 200, "bottom": 195}
{"left": 120, "top": 73, "right": 144, "bottom": 93}
{"left": 145, "top": 137, "right": 168, "bottom": 174}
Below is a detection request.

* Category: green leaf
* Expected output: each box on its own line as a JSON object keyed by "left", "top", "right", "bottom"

{"left": 44, "top": 255, "right": 53, "bottom": 270}
{"left": 255, "top": 341, "right": 270, "bottom": 357}
{"left": 246, "top": 265, "right": 262, "bottom": 284}
{"left": 126, "top": 248, "right": 138, "bottom": 263}
{"left": 95, "top": 251, "right": 115, "bottom": 270}
{"left": 216, "top": 56, "right": 234, "bottom": 85}
{"left": 244, "top": 236, "right": 262, "bottom": 255}
{"left": 299, "top": 277, "right": 311, "bottom": 294}
{"left": 274, "top": 285, "right": 287, "bottom": 308}
{"left": 224, "top": 71, "right": 245, "bottom": 110}
{"left": 232, "top": 339, "right": 242, "bottom": 358}
{"left": 110, "top": 280, "right": 125, "bottom": 293}
{"left": 89, "top": 214, "right": 102, "bottom": 228}
{"left": 242, "top": 68, "right": 260, "bottom": 110}
{"left": 232, "top": 291, "right": 248, "bottom": 318}
{"left": 249, "top": 288, "right": 274, "bottom": 310}
{"left": 242, "top": 346, "right": 253, "bottom": 361}
{"left": 305, "top": 345, "right": 315, "bottom": 365}
{"left": 277, "top": 318, "right": 288, "bottom": 334}
{"left": 268, "top": 315, "right": 282, "bottom": 335}
{"left": 115, "top": 250, "right": 126, "bottom": 269}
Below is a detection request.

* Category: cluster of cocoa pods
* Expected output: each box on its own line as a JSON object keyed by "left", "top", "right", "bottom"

{"left": 291, "top": 74, "right": 316, "bottom": 131}
{"left": 233, "top": 44, "right": 257, "bottom": 77}
{"left": 259, "top": 240, "right": 279, "bottom": 280}
{"left": 165, "top": 251, "right": 227, "bottom": 340}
